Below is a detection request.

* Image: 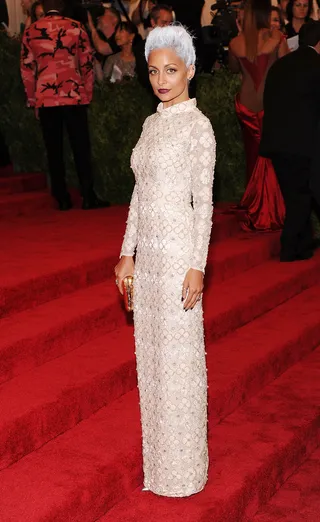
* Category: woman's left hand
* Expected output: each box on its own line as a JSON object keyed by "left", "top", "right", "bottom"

{"left": 182, "top": 268, "right": 204, "bottom": 311}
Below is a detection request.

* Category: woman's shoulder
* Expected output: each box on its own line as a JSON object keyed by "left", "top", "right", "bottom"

{"left": 192, "top": 108, "right": 214, "bottom": 135}
{"left": 142, "top": 112, "right": 157, "bottom": 130}
{"left": 105, "top": 52, "right": 121, "bottom": 64}
{"left": 269, "top": 28, "right": 285, "bottom": 42}
{"left": 229, "top": 34, "right": 245, "bottom": 55}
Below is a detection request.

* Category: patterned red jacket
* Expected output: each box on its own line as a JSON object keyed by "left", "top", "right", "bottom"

{"left": 21, "top": 14, "right": 94, "bottom": 108}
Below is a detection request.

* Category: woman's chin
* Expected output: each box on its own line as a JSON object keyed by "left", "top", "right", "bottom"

{"left": 155, "top": 91, "right": 172, "bottom": 102}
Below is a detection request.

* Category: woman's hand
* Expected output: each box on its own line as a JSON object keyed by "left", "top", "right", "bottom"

{"left": 114, "top": 256, "right": 135, "bottom": 295}
{"left": 182, "top": 268, "right": 204, "bottom": 311}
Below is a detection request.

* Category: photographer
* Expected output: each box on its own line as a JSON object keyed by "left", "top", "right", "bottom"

{"left": 201, "top": 0, "right": 239, "bottom": 71}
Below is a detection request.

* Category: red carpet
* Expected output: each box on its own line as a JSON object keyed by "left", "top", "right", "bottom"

{"left": 0, "top": 173, "right": 320, "bottom": 521}
{"left": 251, "top": 447, "right": 320, "bottom": 521}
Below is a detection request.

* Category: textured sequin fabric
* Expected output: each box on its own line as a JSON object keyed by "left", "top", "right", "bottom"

{"left": 120, "top": 98, "right": 216, "bottom": 497}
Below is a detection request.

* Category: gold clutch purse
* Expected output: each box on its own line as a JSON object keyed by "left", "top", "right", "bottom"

{"left": 122, "top": 275, "right": 134, "bottom": 312}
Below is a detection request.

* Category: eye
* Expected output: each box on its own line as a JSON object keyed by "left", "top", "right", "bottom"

{"left": 167, "top": 68, "right": 177, "bottom": 74}
{"left": 148, "top": 69, "right": 157, "bottom": 75}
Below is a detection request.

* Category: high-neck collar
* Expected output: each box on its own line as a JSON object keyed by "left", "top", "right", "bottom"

{"left": 157, "top": 98, "right": 197, "bottom": 117}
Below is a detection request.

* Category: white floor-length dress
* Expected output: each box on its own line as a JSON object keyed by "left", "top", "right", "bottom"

{"left": 120, "top": 98, "right": 216, "bottom": 497}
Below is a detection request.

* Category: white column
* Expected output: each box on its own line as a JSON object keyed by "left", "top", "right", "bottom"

{"left": 7, "top": 0, "right": 25, "bottom": 34}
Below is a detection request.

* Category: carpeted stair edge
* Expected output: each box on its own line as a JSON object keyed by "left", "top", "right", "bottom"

{"left": 249, "top": 446, "right": 320, "bottom": 521}
{"left": 1, "top": 213, "right": 244, "bottom": 319}
{"left": 97, "top": 348, "right": 320, "bottom": 522}
{"left": 0, "top": 173, "right": 46, "bottom": 194}
{"left": 1, "top": 254, "right": 319, "bottom": 387}
{"left": 1, "top": 346, "right": 320, "bottom": 521}
{"left": 1, "top": 283, "right": 320, "bottom": 473}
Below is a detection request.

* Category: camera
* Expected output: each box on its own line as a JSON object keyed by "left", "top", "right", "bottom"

{"left": 209, "top": 0, "right": 239, "bottom": 65}
{"left": 63, "top": 0, "right": 104, "bottom": 23}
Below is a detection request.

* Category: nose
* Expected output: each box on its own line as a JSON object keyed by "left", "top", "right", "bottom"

{"left": 157, "top": 71, "right": 166, "bottom": 86}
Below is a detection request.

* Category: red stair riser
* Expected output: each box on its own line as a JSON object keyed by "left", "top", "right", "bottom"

{"left": 1, "top": 258, "right": 116, "bottom": 319}
{"left": 0, "top": 300, "right": 129, "bottom": 385}
{"left": 0, "top": 174, "right": 46, "bottom": 194}
{"left": 1, "top": 285, "right": 320, "bottom": 474}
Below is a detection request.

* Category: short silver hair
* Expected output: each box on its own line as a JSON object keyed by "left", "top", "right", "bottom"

{"left": 145, "top": 24, "right": 196, "bottom": 68}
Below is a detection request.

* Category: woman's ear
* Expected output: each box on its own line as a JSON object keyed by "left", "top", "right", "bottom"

{"left": 187, "top": 64, "right": 195, "bottom": 81}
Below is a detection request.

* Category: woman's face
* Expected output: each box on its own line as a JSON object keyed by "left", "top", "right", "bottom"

{"left": 115, "top": 28, "right": 133, "bottom": 47}
{"left": 292, "top": 0, "right": 309, "bottom": 20}
{"left": 271, "top": 11, "right": 281, "bottom": 29}
{"left": 148, "top": 48, "right": 194, "bottom": 107}
{"left": 21, "top": 0, "right": 32, "bottom": 14}
{"left": 280, "top": 0, "right": 289, "bottom": 16}
{"left": 35, "top": 4, "right": 44, "bottom": 19}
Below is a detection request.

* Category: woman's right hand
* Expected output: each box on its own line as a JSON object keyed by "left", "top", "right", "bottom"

{"left": 114, "top": 256, "right": 135, "bottom": 295}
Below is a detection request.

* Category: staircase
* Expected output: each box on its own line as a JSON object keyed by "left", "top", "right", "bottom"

{"left": 0, "top": 172, "right": 320, "bottom": 521}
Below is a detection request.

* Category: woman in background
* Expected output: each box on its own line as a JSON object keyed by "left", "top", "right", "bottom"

{"left": 21, "top": 0, "right": 33, "bottom": 30}
{"left": 99, "top": 21, "right": 138, "bottom": 81}
{"left": 271, "top": 6, "right": 285, "bottom": 30}
{"left": 30, "top": 0, "right": 44, "bottom": 23}
{"left": 229, "top": 0, "right": 288, "bottom": 231}
{"left": 285, "top": 0, "right": 312, "bottom": 36}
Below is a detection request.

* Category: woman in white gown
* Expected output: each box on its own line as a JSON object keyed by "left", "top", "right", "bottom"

{"left": 115, "top": 24, "right": 216, "bottom": 497}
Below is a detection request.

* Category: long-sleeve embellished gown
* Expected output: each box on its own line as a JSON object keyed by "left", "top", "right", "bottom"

{"left": 120, "top": 98, "right": 216, "bottom": 497}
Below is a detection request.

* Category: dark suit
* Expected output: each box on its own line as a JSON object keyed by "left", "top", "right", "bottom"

{"left": 0, "top": 0, "right": 8, "bottom": 28}
{"left": 260, "top": 46, "right": 320, "bottom": 260}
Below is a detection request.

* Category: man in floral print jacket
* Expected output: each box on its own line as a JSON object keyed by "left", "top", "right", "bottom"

{"left": 21, "top": 0, "right": 109, "bottom": 210}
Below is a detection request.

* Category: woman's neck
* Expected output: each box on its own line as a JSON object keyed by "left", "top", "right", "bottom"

{"left": 120, "top": 44, "right": 134, "bottom": 61}
{"left": 292, "top": 18, "right": 305, "bottom": 33}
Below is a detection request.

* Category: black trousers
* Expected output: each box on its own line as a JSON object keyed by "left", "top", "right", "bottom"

{"left": 39, "top": 105, "right": 94, "bottom": 202}
{"left": 0, "top": 129, "right": 11, "bottom": 167}
{"left": 271, "top": 154, "right": 313, "bottom": 257}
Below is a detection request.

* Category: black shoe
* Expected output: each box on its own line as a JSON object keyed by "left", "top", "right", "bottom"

{"left": 82, "top": 195, "right": 110, "bottom": 210}
{"left": 280, "top": 250, "right": 314, "bottom": 262}
{"left": 57, "top": 196, "right": 73, "bottom": 211}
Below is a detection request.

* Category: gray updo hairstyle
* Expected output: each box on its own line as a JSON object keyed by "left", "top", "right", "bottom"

{"left": 145, "top": 24, "right": 196, "bottom": 68}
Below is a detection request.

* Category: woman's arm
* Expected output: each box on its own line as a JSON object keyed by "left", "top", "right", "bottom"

{"left": 189, "top": 117, "right": 216, "bottom": 273}
{"left": 87, "top": 12, "right": 113, "bottom": 56}
{"left": 278, "top": 35, "right": 290, "bottom": 57}
{"left": 120, "top": 183, "right": 139, "bottom": 257}
{"left": 103, "top": 55, "right": 114, "bottom": 79}
{"left": 228, "top": 41, "right": 241, "bottom": 73}
{"left": 182, "top": 117, "right": 215, "bottom": 310}
{"left": 94, "top": 58, "right": 104, "bottom": 82}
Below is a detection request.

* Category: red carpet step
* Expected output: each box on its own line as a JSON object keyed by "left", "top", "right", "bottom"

{"left": 0, "top": 191, "right": 52, "bottom": 218}
{"left": 0, "top": 207, "right": 240, "bottom": 318}
{"left": 250, "top": 447, "right": 320, "bottom": 522}
{"left": 0, "top": 173, "right": 46, "bottom": 195}
{"left": 2, "top": 243, "right": 319, "bottom": 386}
{"left": 0, "top": 164, "right": 14, "bottom": 177}
{"left": 0, "top": 231, "right": 281, "bottom": 384}
{"left": 1, "top": 344, "right": 320, "bottom": 521}
{"left": 1, "top": 283, "right": 320, "bottom": 472}
{"left": 98, "top": 347, "right": 320, "bottom": 522}
{"left": 1, "top": 180, "right": 320, "bottom": 521}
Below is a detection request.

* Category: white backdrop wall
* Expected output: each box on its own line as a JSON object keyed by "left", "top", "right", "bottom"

{"left": 7, "top": 0, "right": 24, "bottom": 34}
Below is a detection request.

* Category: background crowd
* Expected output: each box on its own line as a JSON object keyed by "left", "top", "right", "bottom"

{"left": 1, "top": 0, "right": 320, "bottom": 259}
{"left": 2, "top": 0, "right": 320, "bottom": 77}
